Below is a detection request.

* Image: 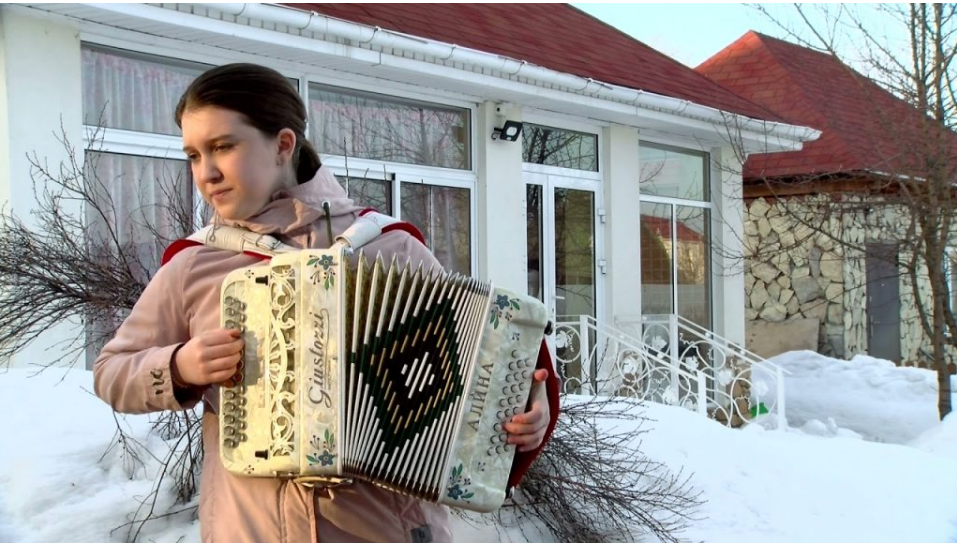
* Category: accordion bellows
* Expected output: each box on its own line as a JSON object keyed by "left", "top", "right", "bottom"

{"left": 219, "top": 249, "right": 548, "bottom": 512}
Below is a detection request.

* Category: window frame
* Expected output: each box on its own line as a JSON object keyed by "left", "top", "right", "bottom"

{"left": 638, "top": 140, "right": 714, "bottom": 329}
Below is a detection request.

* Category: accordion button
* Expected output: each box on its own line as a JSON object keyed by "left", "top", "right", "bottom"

{"left": 522, "top": 370, "right": 531, "bottom": 379}
{"left": 224, "top": 390, "right": 236, "bottom": 400}
{"left": 496, "top": 411, "right": 506, "bottom": 420}
{"left": 487, "top": 447, "right": 495, "bottom": 456}
{"left": 224, "top": 426, "right": 235, "bottom": 436}
{"left": 519, "top": 382, "right": 528, "bottom": 391}
{"left": 239, "top": 433, "right": 248, "bottom": 442}
{"left": 225, "top": 402, "right": 236, "bottom": 412}
{"left": 510, "top": 385, "right": 519, "bottom": 393}
{"left": 224, "top": 439, "right": 237, "bottom": 449}
{"left": 499, "top": 398, "right": 508, "bottom": 407}
{"left": 490, "top": 436, "right": 501, "bottom": 444}
{"left": 501, "top": 387, "right": 510, "bottom": 395}
{"left": 225, "top": 415, "right": 235, "bottom": 425}
{"left": 496, "top": 446, "right": 505, "bottom": 454}
{"left": 493, "top": 423, "right": 503, "bottom": 432}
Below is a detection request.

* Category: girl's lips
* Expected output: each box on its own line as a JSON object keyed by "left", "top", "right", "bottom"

{"left": 211, "top": 189, "right": 231, "bottom": 201}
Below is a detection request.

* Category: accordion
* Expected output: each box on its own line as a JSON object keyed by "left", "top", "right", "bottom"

{"left": 218, "top": 248, "right": 548, "bottom": 512}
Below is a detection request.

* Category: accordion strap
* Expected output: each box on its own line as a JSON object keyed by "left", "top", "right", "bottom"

{"left": 162, "top": 209, "right": 424, "bottom": 263}
{"left": 186, "top": 225, "right": 296, "bottom": 258}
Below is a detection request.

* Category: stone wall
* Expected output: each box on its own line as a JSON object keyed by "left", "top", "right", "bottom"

{"left": 744, "top": 195, "right": 957, "bottom": 369}
{"left": 744, "top": 197, "right": 847, "bottom": 357}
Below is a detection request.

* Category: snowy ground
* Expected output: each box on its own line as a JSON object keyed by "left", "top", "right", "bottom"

{"left": 1, "top": 351, "right": 956, "bottom": 542}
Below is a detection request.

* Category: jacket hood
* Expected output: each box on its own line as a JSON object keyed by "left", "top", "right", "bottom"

{"left": 217, "top": 165, "right": 365, "bottom": 235}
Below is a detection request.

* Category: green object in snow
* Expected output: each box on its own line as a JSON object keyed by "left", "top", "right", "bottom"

{"left": 750, "top": 403, "right": 769, "bottom": 418}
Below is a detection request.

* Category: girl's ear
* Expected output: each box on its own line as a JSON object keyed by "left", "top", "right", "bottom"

{"left": 276, "top": 128, "right": 297, "bottom": 163}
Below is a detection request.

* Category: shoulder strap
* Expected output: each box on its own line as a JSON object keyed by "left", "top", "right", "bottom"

{"left": 161, "top": 210, "right": 425, "bottom": 266}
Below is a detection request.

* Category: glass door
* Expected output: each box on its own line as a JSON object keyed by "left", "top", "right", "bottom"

{"left": 525, "top": 171, "right": 602, "bottom": 389}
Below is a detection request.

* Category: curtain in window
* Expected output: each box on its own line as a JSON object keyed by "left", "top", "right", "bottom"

{"left": 81, "top": 46, "right": 205, "bottom": 135}
{"left": 84, "top": 152, "right": 194, "bottom": 279}
{"left": 309, "top": 85, "right": 469, "bottom": 170}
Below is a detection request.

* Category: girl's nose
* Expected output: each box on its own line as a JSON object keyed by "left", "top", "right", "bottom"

{"left": 196, "top": 157, "right": 223, "bottom": 185}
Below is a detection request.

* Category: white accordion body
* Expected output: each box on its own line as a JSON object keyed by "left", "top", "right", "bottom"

{"left": 218, "top": 248, "right": 548, "bottom": 512}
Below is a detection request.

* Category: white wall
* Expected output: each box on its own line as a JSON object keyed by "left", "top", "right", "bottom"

{"left": 710, "top": 144, "right": 747, "bottom": 346}
{"left": 602, "top": 124, "right": 642, "bottom": 326}
{"left": 475, "top": 101, "right": 527, "bottom": 293}
{"left": 0, "top": 7, "right": 84, "bottom": 367}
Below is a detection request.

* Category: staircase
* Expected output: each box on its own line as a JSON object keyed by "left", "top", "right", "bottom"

{"left": 553, "top": 314, "right": 788, "bottom": 428}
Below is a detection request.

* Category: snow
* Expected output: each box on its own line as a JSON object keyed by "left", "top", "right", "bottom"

{"left": 2, "top": 351, "right": 957, "bottom": 543}
{"left": 765, "top": 350, "right": 952, "bottom": 444}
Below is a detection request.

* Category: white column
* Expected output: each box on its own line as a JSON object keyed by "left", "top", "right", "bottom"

{"left": 0, "top": 7, "right": 84, "bottom": 367}
{"left": 475, "top": 101, "right": 526, "bottom": 293}
{"left": 602, "top": 124, "right": 642, "bottom": 330}
{"left": 710, "top": 144, "right": 746, "bottom": 346}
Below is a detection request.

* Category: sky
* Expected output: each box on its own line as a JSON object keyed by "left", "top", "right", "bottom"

{"left": 571, "top": 3, "right": 909, "bottom": 72}
{"left": 572, "top": 3, "right": 778, "bottom": 68}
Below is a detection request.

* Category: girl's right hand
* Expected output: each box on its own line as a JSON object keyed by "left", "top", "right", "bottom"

{"left": 172, "top": 328, "right": 244, "bottom": 386}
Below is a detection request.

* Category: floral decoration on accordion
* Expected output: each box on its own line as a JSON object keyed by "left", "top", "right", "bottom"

{"left": 307, "top": 255, "right": 337, "bottom": 291}
{"left": 489, "top": 294, "right": 521, "bottom": 329}
{"left": 446, "top": 463, "right": 474, "bottom": 502}
{"left": 307, "top": 429, "right": 337, "bottom": 467}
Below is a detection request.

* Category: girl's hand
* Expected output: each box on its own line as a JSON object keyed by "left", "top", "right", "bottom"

{"left": 504, "top": 368, "right": 551, "bottom": 452}
{"left": 171, "top": 328, "right": 244, "bottom": 387}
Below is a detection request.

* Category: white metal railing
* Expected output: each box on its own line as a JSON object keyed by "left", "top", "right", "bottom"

{"left": 554, "top": 314, "right": 788, "bottom": 429}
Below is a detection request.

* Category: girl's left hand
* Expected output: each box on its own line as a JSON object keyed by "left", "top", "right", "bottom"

{"left": 504, "top": 368, "right": 550, "bottom": 452}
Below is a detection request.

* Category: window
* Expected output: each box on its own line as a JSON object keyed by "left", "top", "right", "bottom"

{"left": 401, "top": 183, "right": 471, "bottom": 275}
{"left": 84, "top": 152, "right": 194, "bottom": 275}
{"left": 522, "top": 123, "right": 598, "bottom": 172}
{"left": 81, "top": 44, "right": 210, "bottom": 367}
{"left": 309, "top": 84, "right": 470, "bottom": 170}
{"left": 82, "top": 44, "right": 208, "bottom": 135}
{"left": 945, "top": 248, "right": 957, "bottom": 313}
{"left": 639, "top": 142, "right": 709, "bottom": 201}
{"left": 639, "top": 142, "right": 712, "bottom": 330}
{"left": 82, "top": 45, "right": 208, "bottom": 255}
{"left": 336, "top": 175, "right": 393, "bottom": 215}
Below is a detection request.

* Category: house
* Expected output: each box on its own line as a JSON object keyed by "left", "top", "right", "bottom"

{"left": 697, "top": 31, "right": 957, "bottom": 373}
{"left": 0, "top": 4, "right": 813, "bottom": 421}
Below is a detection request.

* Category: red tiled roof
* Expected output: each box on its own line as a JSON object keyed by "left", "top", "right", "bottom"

{"left": 696, "top": 31, "right": 953, "bottom": 180}
{"left": 281, "top": 4, "right": 782, "bottom": 122}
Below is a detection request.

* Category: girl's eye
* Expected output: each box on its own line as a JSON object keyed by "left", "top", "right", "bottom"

{"left": 215, "top": 144, "right": 232, "bottom": 153}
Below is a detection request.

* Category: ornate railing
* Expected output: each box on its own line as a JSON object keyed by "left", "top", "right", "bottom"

{"left": 554, "top": 314, "right": 787, "bottom": 428}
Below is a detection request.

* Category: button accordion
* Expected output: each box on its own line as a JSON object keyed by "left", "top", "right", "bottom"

{"left": 218, "top": 248, "right": 548, "bottom": 512}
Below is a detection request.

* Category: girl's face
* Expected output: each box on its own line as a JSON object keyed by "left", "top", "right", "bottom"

{"left": 181, "top": 106, "right": 296, "bottom": 221}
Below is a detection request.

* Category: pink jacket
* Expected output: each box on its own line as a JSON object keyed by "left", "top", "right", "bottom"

{"left": 94, "top": 167, "right": 453, "bottom": 542}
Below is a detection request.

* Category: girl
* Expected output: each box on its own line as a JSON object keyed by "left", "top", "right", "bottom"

{"left": 93, "top": 63, "right": 557, "bottom": 543}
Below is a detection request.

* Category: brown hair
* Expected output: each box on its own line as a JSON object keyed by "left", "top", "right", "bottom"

{"left": 175, "top": 63, "right": 321, "bottom": 184}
